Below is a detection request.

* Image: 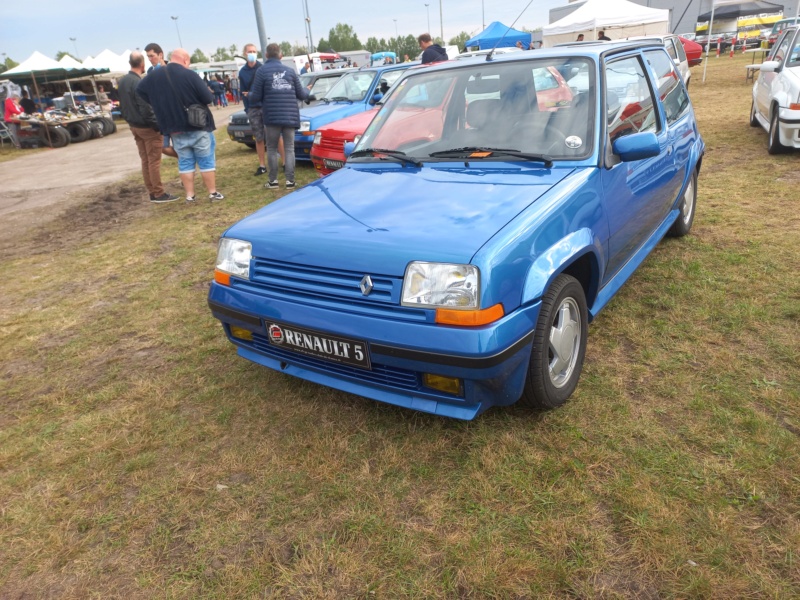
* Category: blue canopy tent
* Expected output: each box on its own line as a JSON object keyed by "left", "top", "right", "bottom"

{"left": 465, "top": 21, "right": 532, "bottom": 50}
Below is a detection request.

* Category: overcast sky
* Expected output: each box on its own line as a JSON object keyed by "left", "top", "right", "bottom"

{"left": 2, "top": 0, "right": 565, "bottom": 63}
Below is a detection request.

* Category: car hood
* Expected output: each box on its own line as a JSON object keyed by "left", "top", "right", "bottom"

{"left": 227, "top": 165, "right": 575, "bottom": 275}
{"left": 301, "top": 102, "right": 367, "bottom": 127}
{"left": 319, "top": 108, "right": 378, "bottom": 136}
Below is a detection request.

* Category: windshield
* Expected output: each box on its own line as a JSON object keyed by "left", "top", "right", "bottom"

{"left": 324, "top": 70, "right": 378, "bottom": 101}
{"left": 354, "top": 58, "right": 595, "bottom": 162}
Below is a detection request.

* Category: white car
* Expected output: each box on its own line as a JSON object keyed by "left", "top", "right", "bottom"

{"left": 750, "top": 26, "right": 800, "bottom": 153}
{"left": 625, "top": 34, "right": 691, "bottom": 88}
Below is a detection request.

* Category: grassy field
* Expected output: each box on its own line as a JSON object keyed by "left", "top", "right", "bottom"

{"left": 1, "top": 54, "right": 798, "bottom": 599}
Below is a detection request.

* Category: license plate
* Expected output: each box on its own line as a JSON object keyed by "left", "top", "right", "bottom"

{"left": 234, "top": 131, "right": 244, "bottom": 138}
{"left": 323, "top": 159, "right": 344, "bottom": 170}
{"left": 265, "top": 321, "right": 371, "bottom": 369}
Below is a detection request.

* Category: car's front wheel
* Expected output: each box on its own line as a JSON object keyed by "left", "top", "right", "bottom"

{"left": 668, "top": 170, "right": 697, "bottom": 237}
{"left": 521, "top": 274, "right": 588, "bottom": 410}
{"left": 768, "top": 108, "right": 787, "bottom": 154}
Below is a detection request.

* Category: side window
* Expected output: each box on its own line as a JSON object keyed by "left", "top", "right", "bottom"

{"left": 675, "top": 38, "right": 687, "bottom": 63}
{"left": 645, "top": 50, "right": 690, "bottom": 125}
{"left": 771, "top": 34, "right": 791, "bottom": 63}
{"left": 605, "top": 56, "right": 659, "bottom": 142}
{"left": 788, "top": 32, "right": 800, "bottom": 65}
{"left": 381, "top": 70, "right": 405, "bottom": 90}
{"left": 664, "top": 39, "right": 678, "bottom": 60}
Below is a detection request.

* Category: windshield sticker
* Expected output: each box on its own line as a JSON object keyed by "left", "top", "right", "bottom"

{"left": 565, "top": 136, "right": 582, "bottom": 149}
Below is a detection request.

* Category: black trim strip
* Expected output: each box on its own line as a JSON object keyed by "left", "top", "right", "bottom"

{"left": 208, "top": 301, "right": 262, "bottom": 327}
{"left": 778, "top": 117, "right": 800, "bottom": 124}
{"left": 371, "top": 332, "right": 534, "bottom": 369}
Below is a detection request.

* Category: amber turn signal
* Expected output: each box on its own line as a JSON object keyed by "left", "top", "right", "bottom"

{"left": 214, "top": 269, "right": 231, "bottom": 286}
{"left": 435, "top": 303, "right": 504, "bottom": 326}
{"left": 423, "top": 373, "right": 463, "bottom": 395}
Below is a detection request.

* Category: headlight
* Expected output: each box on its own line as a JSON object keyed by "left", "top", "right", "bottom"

{"left": 401, "top": 262, "right": 479, "bottom": 308}
{"left": 313, "top": 131, "right": 322, "bottom": 145}
{"left": 216, "top": 238, "right": 252, "bottom": 279}
{"left": 228, "top": 115, "right": 234, "bottom": 124}
{"left": 299, "top": 120, "right": 311, "bottom": 132}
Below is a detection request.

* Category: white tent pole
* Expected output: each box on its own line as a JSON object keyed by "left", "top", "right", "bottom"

{"left": 702, "top": 5, "right": 716, "bottom": 83}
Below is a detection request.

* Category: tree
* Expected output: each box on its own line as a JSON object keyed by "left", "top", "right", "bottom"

{"left": 211, "top": 47, "right": 233, "bottom": 61}
{"left": 0, "top": 56, "right": 19, "bottom": 75}
{"left": 228, "top": 44, "right": 238, "bottom": 58}
{"left": 390, "top": 35, "right": 421, "bottom": 61}
{"left": 55, "top": 51, "right": 77, "bottom": 61}
{"left": 280, "top": 41, "right": 293, "bottom": 57}
{"left": 365, "top": 37, "right": 387, "bottom": 54}
{"left": 190, "top": 49, "right": 209, "bottom": 63}
{"left": 448, "top": 31, "right": 471, "bottom": 50}
{"left": 323, "top": 23, "right": 363, "bottom": 51}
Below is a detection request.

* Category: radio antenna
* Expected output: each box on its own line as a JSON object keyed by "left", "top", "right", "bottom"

{"left": 486, "top": 0, "right": 536, "bottom": 61}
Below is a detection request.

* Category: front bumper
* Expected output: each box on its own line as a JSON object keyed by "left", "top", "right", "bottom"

{"left": 227, "top": 124, "right": 255, "bottom": 145}
{"left": 208, "top": 282, "right": 540, "bottom": 419}
{"left": 778, "top": 106, "right": 800, "bottom": 149}
{"left": 294, "top": 134, "right": 315, "bottom": 161}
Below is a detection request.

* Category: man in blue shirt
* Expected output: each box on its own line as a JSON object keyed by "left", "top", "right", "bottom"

{"left": 239, "top": 43, "right": 270, "bottom": 176}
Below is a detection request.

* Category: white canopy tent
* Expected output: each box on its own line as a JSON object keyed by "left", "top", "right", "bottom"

{"left": 542, "top": 0, "right": 670, "bottom": 47}
{"left": 58, "top": 55, "right": 84, "bottom": 69}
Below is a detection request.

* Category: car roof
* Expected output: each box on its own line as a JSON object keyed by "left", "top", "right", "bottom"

{"left": 415, "top": 40, "right": 666, "bottom": 73}
{"left": 302, "top": 68, "right": 357, "bottom": 80}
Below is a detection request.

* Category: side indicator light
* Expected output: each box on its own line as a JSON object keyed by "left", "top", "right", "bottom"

{"left": 214, "top": 269, "right": 231, "bottom": 286}
{"left": 789, "top": 103, "right": 800, "bottom": 110}
{"left": 423, "top": 373, "right": 463, "bottom": 396}
{"left": 435, "top": 304, "right": 504, "bottom": 326}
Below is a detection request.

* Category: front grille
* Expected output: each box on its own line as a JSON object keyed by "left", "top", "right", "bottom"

{"left": 251, "top": 259, "right": 398, "bottom": 304}
{"left": 319, "top": 136, "right": 345, "bottom": 152}
{"left": 252, "top": 333, "right": 420, "bottom": 390}
{"left": 231, "top": 117, "right": 249, "bottom": 125}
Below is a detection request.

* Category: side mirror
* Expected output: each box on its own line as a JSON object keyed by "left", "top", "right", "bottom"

{"left": 344, "top": 141, "right": 356, "bottom": 158}
{"left": 759, "top": 60, "right": 780, "bottom": 72}
{"left": 370, "top": 92, "right": 384, "bottom": 105}
{"left": 612, "top": 132, "right": 660, "bottom": 162}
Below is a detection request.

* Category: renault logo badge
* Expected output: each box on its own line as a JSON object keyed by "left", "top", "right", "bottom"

{"left": 359, "top": 275, "right": 374, "bottom": 296}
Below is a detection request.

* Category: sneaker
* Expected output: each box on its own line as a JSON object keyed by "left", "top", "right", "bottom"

{"left": 208, "top": 191, "right": 225, "bottom": 201}
{"left": 285, "top": 181, "right": 296, "bottom": 189}
{"left": 265, "top": 180, "right": 279, "bottom": 189}
{"left": 151, "top": 193, "right": 179, "bottom": 203}
{"left": 185, "top": 195, "right": 196, "bottom": 203}
{"left": 254, "top": 166, "right": 267, "bottom": 176}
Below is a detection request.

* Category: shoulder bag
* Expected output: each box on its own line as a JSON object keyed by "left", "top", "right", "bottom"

{"left": 164, "top": 66, "right": 208, "bottom": 129}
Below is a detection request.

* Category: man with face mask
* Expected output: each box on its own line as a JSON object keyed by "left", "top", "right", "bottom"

{"left": 239, "top": 43, "right": 270, "bottom": 176}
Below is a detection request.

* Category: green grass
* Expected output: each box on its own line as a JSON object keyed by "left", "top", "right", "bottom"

{"left": 1, "top": 55, "right": 799, "bottom": 598}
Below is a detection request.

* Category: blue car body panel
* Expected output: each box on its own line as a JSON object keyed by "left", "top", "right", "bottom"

{"left": 210, "top": 42, "right": 705, "bottom": 419}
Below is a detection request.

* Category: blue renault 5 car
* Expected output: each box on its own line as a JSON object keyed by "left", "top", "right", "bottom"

{"left": 209, "top": 41, "right": 705, "bottom": 420}
{"left": 294, "top": 62, "right": 416, "bottom": 160}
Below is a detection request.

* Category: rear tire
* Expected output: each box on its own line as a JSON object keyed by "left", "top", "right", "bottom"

{"left": 520, "top": 274, "right": 588, "bottom": 410}
{"left": 767, "top": 109, "right": 787, "bottom": 154}
{"left": 668, "top": 170, "right": 697, "bottom": 237}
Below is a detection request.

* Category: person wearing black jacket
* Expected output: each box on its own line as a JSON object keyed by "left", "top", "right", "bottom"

{"left": 418, "top": 33, "right": 449, "bottom": 64}
{"left": 137, "top": 48, "right": 223, "bottom": 203}
{"left": 118, "top": 51, "right": 176, "bottom": 203}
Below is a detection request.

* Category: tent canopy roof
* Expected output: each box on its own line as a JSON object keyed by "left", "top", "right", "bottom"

{"left": 4, "top": 51, "right": 109, "bottom": 85}
{"left": 465, "top": 21, "right": 532, "bottom": 49}
{"left": 697, "top": 1, "right": 783, "bottom": 21}
{"left": 542, "top": 0, "right": 669, "bottom": 34}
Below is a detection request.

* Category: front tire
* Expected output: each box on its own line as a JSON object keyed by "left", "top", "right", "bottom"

{"left": 767, "top": 109, "right": 787, "bottom": 155}
{"left": 668, "top": 170, "right": 697, "bottom": 237}
{"left": 521, "top": 274, "right": 588, "bottom": 410}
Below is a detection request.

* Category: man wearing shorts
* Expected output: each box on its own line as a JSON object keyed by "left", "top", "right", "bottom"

{"left": 137, "top": 48, "right": 224, "bottom": 202}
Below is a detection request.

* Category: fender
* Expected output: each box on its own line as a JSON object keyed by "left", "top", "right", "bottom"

{"left": 521, "top": 227, "right": 603, "bottom": 307}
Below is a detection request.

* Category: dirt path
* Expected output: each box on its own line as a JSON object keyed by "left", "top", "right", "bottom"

{"left": 0, "top": 103, "right": 243, "bottom": 247}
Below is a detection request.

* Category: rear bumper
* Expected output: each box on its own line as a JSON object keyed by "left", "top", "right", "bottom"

{"left": 208, "top": 282, "right": 540, "bottom": 419}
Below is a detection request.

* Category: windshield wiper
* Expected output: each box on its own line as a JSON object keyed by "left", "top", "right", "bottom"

{"left": 318, "top": 97, "right": 331, "bottom": 104}
{"left": 428, "top": 146, "right": 553, "bottom": 168}
{"left": 328, "top": 96, "right": 354, "bottom": 104}
{"left": 349, "top": 148, "right": 422, "bottom": 167}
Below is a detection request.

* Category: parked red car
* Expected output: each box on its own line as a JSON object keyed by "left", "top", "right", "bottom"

{"left": 679, "top": 36, "right": 703, "bottom": 67}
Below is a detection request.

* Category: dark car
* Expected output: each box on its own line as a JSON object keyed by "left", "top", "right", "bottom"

{"left": 209, "top": 41, "right": 705, "bottom": 419}
{"left": 226, "top": 68, "right": 354, "bottom": 149}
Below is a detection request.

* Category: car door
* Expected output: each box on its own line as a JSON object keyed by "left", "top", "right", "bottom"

{"left": 600, "top": 53, "right": 673, "bottom": 279}
{"left": 757, "top": 31, "right": 792, "bottom": 116}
